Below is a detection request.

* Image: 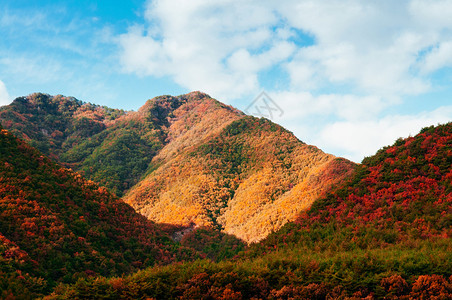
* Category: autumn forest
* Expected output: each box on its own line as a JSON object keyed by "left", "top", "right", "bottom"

{"left": 0, "top": 92, "right": 451, "bottom": 299}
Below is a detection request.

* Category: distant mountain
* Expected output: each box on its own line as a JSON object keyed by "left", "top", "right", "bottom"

{"left": 0, "top": 92, "right": 355, "bottom": 243}
{"left": 0, "top": 125, "right": 203, "bottom": 297}
{"left": 48, "top": 123, "right": 452, "bottom": 300}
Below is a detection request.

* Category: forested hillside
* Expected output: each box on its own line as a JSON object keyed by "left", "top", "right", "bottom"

{"left": 0, "top": 92, "right": 242, "bottom": 197}
{"left": 254, "top": 122, "right": 452, "bottom": 253}
{"left": 125, "top": 116, "right": 355, "bottom": 243}
{"left": 48, "top": 123, "right": 452, "bottom": 299}
{"left": 0, "top": 125, "right": 205, "bottom": 298}
{"left": 1, "top": 95, "right": 451, "bottom": 298}
{"left": 1, "top": 92, "right": 355, "bottom": 243}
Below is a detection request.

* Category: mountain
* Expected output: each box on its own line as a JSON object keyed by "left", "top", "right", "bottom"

{"left": 0, "top": 92, "right": 356, "bottom": 243}
{"left": 124, "top": 116, "right": 355, "bottom": 243}
{"left": 2, "top": 92, "right": 450, "bottom": 298}
{"left": 0, "top": 125, "right": 205, "bottom": 297}
{"left": 47, "top": 122, "right": 452, "bottom": 299}
{"left": 0, "top": 92, "right": 241, "bottom": 197}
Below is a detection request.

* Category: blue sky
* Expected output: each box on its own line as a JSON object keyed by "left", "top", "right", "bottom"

{"left": 1, "top": 0, "right": 452, "bottom": 162}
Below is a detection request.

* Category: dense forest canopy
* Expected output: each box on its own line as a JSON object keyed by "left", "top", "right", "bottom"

{"left": 0, "top": 92, "right": 450, "bottom": 299}
{"left": 46, "top": 122, "right": 452, "bottom": 299}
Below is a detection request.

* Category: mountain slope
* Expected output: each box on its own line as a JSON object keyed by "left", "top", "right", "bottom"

{"left": 0, "top": 125, "right": 200, "bottom": 296}
{"left": 1, "top": 92, "right": 355, "bottom": 243}
{"left": 253, "top": 122, "right": 452, "bottom": 251}
{"left": 0, "top": 232, "right": 45, "bottom": 299}
{"left": 125, "top": 116, "right": 355, "bottom": 243}
{"left": 48, "top": 122, "right": 452, "bottom": 299}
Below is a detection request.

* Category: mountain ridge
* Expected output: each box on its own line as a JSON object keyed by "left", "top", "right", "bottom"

{"left": 0, "top": 91, "right": 242, "bottom": 196}
{"left": 0, "top": 91, "right": 356, "bottom": 243}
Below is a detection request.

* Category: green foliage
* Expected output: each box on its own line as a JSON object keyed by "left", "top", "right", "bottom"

{"left": 0, "top": 93, "right": 183, "bottom": 196}
{"left": 180, "top": 227, "right": 246, "bottom": 261}
{"left": 64, "top": 127, "right": 159, "bottom": 196}
{"left": 47, "top": 239, "right": 452, "bottom": 299}
{"left": 195, "top": 116, "right": 295, "bottom": 177}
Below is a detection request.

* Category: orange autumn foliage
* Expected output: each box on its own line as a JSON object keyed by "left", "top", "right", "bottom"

{"left": 125, "top": 116, "right": 355, "bottom": 243}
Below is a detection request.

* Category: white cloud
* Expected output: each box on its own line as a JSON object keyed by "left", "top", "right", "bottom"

{"left": 421, "top": 41, "right": 452, "bottom": 74}
{"left": 118, "top": 0, "right": 452, "bottom": 100}
{"left": 116, "top": 0, "right": 452, "bottom": 162}
{"left": 313, "top": 106, "right": 452, "bottom": 162}
{"left": 410, "top": 0, "right": 452, "bottom": 29}
{"left": 280, "top": 1, "right": 441, "bottom": 96}
{"left": 0, "top": 80, "right": 11, "bottom": 106}
{"left": 0, "top": 56, "right": 64, "bottom": 84}
{"left": 118, "top": 0, "right": 295, "bottom": 100}
{"left": 270, "top": 91, "right": 392, "bottom": 122}
{"left": 0, "top": 8, "right": 47, "bottom": 30}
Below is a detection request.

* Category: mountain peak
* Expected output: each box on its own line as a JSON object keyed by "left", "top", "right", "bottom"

{"left": 184, "top": 90, "right": 211, "bottom": 100}
{"left": 138, "top": 91, "right": 237, "bottom": 114}
{"left": 0, "top": 92, "right": 355, "bottom": 243}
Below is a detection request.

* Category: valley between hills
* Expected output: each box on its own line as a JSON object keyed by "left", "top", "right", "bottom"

{"left": 0, "top": 92, "right": 451, "bottom": 299}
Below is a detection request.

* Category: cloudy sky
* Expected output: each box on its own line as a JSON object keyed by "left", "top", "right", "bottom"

{"left": 1, "top": 0, "right": 452, "bottom": 162}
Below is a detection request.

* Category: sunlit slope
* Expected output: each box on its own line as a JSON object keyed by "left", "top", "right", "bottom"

{"left": 125, "top": 117, "right": 355, "bottom": 243}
